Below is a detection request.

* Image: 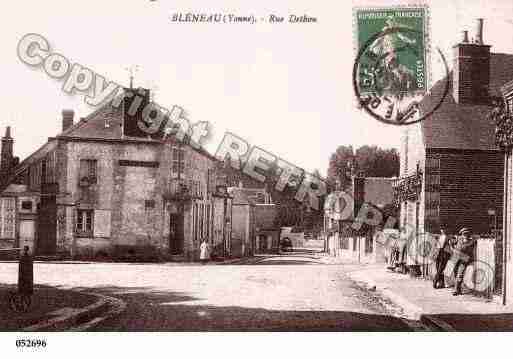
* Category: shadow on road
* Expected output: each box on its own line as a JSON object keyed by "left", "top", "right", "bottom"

{"left": 85, "top": 285, "right": 413, "bottom": 331}
{"left": 421, "top": 313, "right": 513, "bottom": 331}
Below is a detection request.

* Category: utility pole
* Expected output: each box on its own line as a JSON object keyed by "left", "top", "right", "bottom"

{"left": 125, "top": 65, "right": 139, "bottom": 89}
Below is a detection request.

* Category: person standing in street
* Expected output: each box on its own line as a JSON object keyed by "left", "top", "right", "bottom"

{"left": 433, "top": 228, "right": 452, "bottom": 289}
{"left": 452, "top": 228, "right": 476, "bottom": 296}
{"left": 200, "top": 239, "right": 210, "bottom": 264}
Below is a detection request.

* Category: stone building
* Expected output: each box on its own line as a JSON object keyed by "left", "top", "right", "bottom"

{"left": 0, "top": 88, "right": 233, "bottom": 261}
{"left": 228, "top": 184, "right": 280, "bottom": 256}
{"left": 0, "top": 127, "right": 20, "bottom": 251}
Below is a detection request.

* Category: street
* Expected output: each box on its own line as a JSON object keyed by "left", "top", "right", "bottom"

{"left": 0, "top": 251, "right": 415, "bottom": 331}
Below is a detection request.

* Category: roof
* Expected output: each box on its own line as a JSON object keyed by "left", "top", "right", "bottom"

{"left": 419, "top": 53, "right": 513, "bottom": 150}
{"left": 57, "top": 101, "right": 160, "bottom": 143}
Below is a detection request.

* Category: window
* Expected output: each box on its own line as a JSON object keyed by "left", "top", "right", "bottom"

{"left": 79, "top": 159, "right": 97, "bottom": 184}
{"left": 507, "top": 96, "right": 513, "bottom": 114}
{"left": 41, "top": 159, "right": 47, "bottom": 185}
{"left": 21, "top": 200, "right": 33, "bottom": 211}
{"left": 365, "top": 234, "right": 373, "bottom": 254}
{"left": 171, "top": 146, "right": 185, "bottom": 175}
{"left": 199, "top": 203, "right": 204, "bottom": 239}
{"left": 145, "top": 200, "right": 155, "bottom": 209}
{"left": 206, "top": 204, "right": 211, "bottom": 239}
{"left": 0, "top": 198, "right": 15, "bottom": 239}
{"left": 76, "top": 209, "right": 94, "bottom": 235}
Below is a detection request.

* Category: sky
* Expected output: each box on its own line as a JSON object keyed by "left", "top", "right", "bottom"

{"left": 1, "top": 0, "right": 512, "bottom": 176}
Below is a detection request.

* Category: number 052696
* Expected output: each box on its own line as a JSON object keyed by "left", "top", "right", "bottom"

{"left": 16, "top": 339, "right": 47, "bottom": 348}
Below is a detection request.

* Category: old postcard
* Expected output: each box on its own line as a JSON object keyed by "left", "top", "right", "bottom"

{"left": 1, "top": 0, "right": 513, "bottom": 357}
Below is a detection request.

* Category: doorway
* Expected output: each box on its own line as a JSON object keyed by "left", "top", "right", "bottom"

{"left": 19, "top": 219, "right": 36, "bottom": 255}
{"left": 36, "top": 194, "right": 57, "bottom": 255}
{"left": 169, "top": 212, "right": 184, "bottom": 255}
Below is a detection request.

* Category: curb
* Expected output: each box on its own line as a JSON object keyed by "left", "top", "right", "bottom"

{"left": 23, "top": 291, "right": 126, "bottom": 332}
{"left": 420, "top": 315, "right": 456, "bottom": 331}
{"left": 215, "top": 256, "right": 266, "bottom": 265}
{"left": 347, "top": 271, "right": 424, "bottom": 321}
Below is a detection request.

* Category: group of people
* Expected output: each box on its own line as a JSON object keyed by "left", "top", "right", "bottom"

{"left": 433, "top": 227, "right": 476, "bottom": 296}
{"left": 387, "top": 227, "right": 476, "bottom": 296}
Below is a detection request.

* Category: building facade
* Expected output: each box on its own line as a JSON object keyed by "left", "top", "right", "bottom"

{"left": 324, "top": 176, "right": 395, "bottom": 263}
{"left": 397, "top": 20, "right": 510, "bottom": 236}
{"left": 397, "top": 20, "right": 512, "bottom": 296}
{"left": 0, "top": 89, "right": 235, "bottom": 261}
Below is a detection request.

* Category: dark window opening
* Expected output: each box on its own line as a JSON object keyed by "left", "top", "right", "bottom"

{"left": 79, "top": 159, "right": 97, "bottom": 185}
{"left": 76, "top": 209, "right": 94, "bottom": 236}
{"left": 21, "top": 201, "right": 33, "bottom": 211}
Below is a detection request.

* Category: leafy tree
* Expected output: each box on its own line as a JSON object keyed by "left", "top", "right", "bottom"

{"left": 327, "top": 145, "right": 399, "bottom": 188}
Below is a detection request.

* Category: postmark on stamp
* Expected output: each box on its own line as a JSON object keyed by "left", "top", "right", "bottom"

{"left": 352, "top": 5, "right": 447, "bottom": 125}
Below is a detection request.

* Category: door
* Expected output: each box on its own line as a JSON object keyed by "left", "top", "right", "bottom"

{"left": 36, "top": 195, "right": 57, "bottom": 255}
{"left": 19, "top": 220, "right": 36, "bottom": 255}
{"left": 169, "top": 212, "right": 184, "bottom": 255}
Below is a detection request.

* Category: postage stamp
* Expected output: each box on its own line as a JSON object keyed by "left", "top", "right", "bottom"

{"left": 353, "top": 5, "right": 437, "bottom": 125}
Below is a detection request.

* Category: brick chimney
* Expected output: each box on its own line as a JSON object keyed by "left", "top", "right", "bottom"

{"left": 0, "top": 126, "right": 14, "bottom": 181}
{"left": 452, "top": 19, "right": 491, "bottom": 104}
{"left": 62, "top": 109, "right": 74, "bottom": 131}
{"left": 122, "top": 87, "right": 151, "bottom": 137}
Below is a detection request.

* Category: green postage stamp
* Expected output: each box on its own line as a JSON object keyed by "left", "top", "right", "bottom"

{"left": 353, "top": 5, "right": 431, "bottom": 125}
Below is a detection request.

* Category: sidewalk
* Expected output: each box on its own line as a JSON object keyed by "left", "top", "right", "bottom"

{"left": 0, "top": 284, "right": 124, "bottom": 331}
{"left": 347, "top": 264, "right": 513, "bottom": 331}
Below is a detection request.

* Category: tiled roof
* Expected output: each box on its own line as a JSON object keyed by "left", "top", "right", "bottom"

{"left": 419, "top": 53, "right": 513, "bottom": 150}
{"left": 57, "top": 102, "right": 159, "bottom": 143}
{"left": 55, "top": 95, "right": 220, "bottom": 162}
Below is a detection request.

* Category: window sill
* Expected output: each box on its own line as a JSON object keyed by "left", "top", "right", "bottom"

{"left": 75, "top": 232, "right": 93, "bottom": 238}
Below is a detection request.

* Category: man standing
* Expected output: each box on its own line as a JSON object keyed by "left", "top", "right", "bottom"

{"left": 452, "top": 228, "right": 476, "bottom": 296}
{"left": 433, "top": 228, "right": 452, "bottom": 289}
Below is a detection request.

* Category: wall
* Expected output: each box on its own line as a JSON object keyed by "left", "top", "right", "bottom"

{"left": 503, "top": 150, "right": 513, "bottom": 304}
{"left": 400, "top": 123, "right": 425, "bottom": 177}
{"left": 63, "top": 141, "right": 166, "bottom": 256}
{"left": 254, "top": 204, "right": 277, "bottom": 230}
{"left": 400, "top": 123, "right": 426, "bottom": 235}
{"left": 231, "top": 203, "right": 249, "bottom": 257}
{"left": 363, "top": 178, "right": 394, "bottom": 207}
{"left": 326, "top": 232, "right": 376, "bottom": 263}
{"left": 434, "top": 149, "right": 504, "bottom": 235}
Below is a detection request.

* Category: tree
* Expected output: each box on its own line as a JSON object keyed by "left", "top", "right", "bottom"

{"left": 327, "top": 145, "right": 399, "bottom": 188}
{"left": 327, "top": 145, "right": 355, "bottom": 190}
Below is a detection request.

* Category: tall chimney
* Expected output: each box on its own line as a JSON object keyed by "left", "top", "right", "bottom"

{"left": 452, "top": 19, "right": 491, "bottom": 104}
{"left": 460, "top": 30, "right": 469, "bottom": 44}
{"left": 122, "top": 87, "right": 151, "bottom": 137}
{"left": 62, "top": 109, "right": 74, "bottom": 132}
{"left": 1, "top": 126, "right": 14, "bottom": 181}
{"left": 475, "top": 18, "right": 484, "bottom": 45}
